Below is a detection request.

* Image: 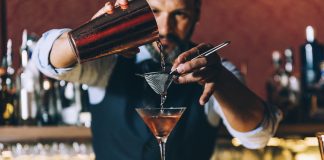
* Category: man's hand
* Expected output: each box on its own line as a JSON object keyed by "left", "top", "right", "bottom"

{"left": 172, "top": 43, "right": 267, "bottom": 132}
{"left": 92, "top": 0, "right": 129, "bottom": 20}
{"left": 91, "top": 0, "right": 139, "bottom": 58}
{"left": 91, "top": 2, "right": 116, "bottom": 19}
{"left": 172, "top": 43, "right": 222, "bottom": 105}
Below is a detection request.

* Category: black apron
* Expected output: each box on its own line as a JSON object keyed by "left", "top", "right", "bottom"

{"left": 89, "top": 56, "right": 218, "bottom": 160}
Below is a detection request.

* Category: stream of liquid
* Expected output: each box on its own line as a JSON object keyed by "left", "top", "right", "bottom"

{"left": 156, "top": 40, "right": 166, "bottom": 72}
{"left": 156, "top": 40, "right": 167, "bottom": 108}
{"left": 160, "top": 93, "right": 167, "bottom": 108}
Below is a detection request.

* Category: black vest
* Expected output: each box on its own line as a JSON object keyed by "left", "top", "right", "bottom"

{"left": 89, "top": 56, "right": 218, "bottom": 160}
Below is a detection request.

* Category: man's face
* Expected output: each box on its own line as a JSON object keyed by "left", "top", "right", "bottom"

{"left": 147, "top": 0, "right": 199, "bottom": 54}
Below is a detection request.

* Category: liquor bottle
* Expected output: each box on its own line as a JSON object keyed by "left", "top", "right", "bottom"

{"left": 78, "top": 84, "right": 91, "bottom": 127}
{"left": 0, "top": 39, "right": 17, "bottom": 125}
{"left": 16, "top": 29, "right": 38, "bottom": 125}
{"left": 266, "top": 51, "right": 284, "bottom": 106}
{"left": 266, "top": 50, "right": 301, "bottom": 122}
{"left": 300, "top": 26, "right": 324, "bottom": 90}
{"left": 56, "top": 81, "right": 92, "bottom": 127}
{"left": 37, "top": 75, "right": 62, "bottom": 125}
{"left": 283, "top": 48, "right": 300, "bottom": 108}
{"left": 282, "top": 48, "right": 301, "bottom": 121}
{"left": 309, "top": 61, "right": 324, "bottom": 119}
{"left": 59, "top": 81, "right": 82, "bottom": 125}
{"left": 53, "top": 80, "right": 63, "bottom": 124}
{"left": 300, "top": 26, "right": 324, "bottom": 119}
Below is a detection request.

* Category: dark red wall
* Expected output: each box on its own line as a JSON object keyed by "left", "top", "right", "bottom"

{"left": 4, "top": 0, "right": 324, "bottom": 98}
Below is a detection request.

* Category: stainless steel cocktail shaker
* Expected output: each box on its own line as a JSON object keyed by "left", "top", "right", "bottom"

{"left": 68, "top": 0, "right": 159, "bottom": 63}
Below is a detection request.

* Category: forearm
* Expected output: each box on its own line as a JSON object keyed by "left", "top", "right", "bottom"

{"left": 50, "top": 32, "right": 77, "bottom": 68}
{"left": 32, "top": 29, "right": 115, "bottom": 87}
{"left": 213, "top": 65, "right": 265, "bottom": 132}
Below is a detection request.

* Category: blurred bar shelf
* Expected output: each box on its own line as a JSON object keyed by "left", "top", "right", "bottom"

{"left": 218, "top": 123, "right": 324, "bottom": 138}
{"left": 0, "top": 126, "right": 92, "bottom": 143}
{"left": 275, "top": 123, "right": 324, "bottom": 137}
{"left": 1, "top": 123, "right": 323, "bottom": 143}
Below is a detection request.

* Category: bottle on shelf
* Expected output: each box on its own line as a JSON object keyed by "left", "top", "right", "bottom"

{"left": 283, "top": 48, "right": 300, "bottom": 108}
{"left": 282, "top": 48, "right": 301, "bottom": 121}
{"left": 266, "top": 51, "right": 285, "bottom": 106}
{"left": 15, "top": 29, "right": 38, "bottom": 125}
{"left": 300, "top": 26, "right": 324, "bottom": 90}
{"left": 300, "top": 26, "right": 324, "bottom": 120}
{"left": 266, "top": 49, "right": 301, "bottom": 122}
{"left": 56, "top": 81, "right": 91, "bottom": 127}
{"left": 78, "top": 84, "right": 91, "bottom": 127}
{"left": 37, "top": 75, "right": 62, "bottom": 126}
{"left": 0, "top": 39, "right": 17, "bottom": 125}
{"left": 59, "top": 81, "right": 86, "bottom": 126}
{"left": 309, "top": 61, "right": 324, "bottom": 119}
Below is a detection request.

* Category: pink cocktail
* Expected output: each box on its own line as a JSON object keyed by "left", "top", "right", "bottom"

{"left": 136, "top": 107, "right": 186, "bottom": 160}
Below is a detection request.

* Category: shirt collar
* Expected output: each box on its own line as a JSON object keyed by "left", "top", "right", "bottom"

{"left": 135, "top": 46, "right": 152, "bottom": 64}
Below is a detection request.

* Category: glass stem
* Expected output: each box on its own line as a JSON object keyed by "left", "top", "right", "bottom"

{"left": 158, "top": 138, "right": 167, "bottom": 160}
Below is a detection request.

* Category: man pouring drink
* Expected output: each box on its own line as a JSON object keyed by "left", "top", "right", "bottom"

{"left": 33, "top": 0, "right": 282, "bottom": 159}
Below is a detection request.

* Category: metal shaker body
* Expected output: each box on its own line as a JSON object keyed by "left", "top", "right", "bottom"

{"left": 68, "top": 0, "right": 159, "bottom": 63}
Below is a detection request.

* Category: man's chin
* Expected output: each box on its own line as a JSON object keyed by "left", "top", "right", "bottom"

{"left": 147, "top": 42, "right": 182, "bottom": 64}
{"left": 154, "top": 42, "right": 175, "bottom": 53}
{"left": 161, "top": 42, "right": 178, "bottom": 52}
{"left": 162, "top": 46, "right": 177, "bottom": 54}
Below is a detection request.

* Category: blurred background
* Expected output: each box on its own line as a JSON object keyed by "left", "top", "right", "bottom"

{"left": 1, "top": 0, "right": 324, "bottom": 159}
{"left": 2, "top": 0, "right": 324, "bottom": 97}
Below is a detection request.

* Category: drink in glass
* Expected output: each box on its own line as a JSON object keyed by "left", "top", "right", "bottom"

{"left": 136, "top": 107, "right": 186, "bottom": 160}
{"left": 317, "top": 132, "right": 324, "bottom": 160}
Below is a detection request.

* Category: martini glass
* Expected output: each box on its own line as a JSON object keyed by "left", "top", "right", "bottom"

{"left": 317, "top": 132, "right": 324, "bottom": 160}
{"left": 136, "top": 107, "right": 186, "bottom": 160}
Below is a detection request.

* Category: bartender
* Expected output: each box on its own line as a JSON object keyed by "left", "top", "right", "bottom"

{"left": 33, "top": 0, "right": 282, "bottom": 159}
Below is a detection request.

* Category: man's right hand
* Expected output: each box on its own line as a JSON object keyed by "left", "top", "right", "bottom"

{"left": 50, "top": 0, "right": 138, "bottom": 68}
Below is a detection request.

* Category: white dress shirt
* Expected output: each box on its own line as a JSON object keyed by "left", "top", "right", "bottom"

{"left": 32, "top": 29, "right": 282, "bottom": 149}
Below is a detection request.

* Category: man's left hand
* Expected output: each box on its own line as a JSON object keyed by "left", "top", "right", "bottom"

{"left": 172, "top": 43, "right": 222, "bottom": 105}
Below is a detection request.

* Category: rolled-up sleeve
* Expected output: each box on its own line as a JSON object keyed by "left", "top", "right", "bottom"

{"left": 206, "top": 97, "right": 282, "bottom": 149}
{"left": 32, "top": 29, "right": 72, "bottom": 77}
{"left": 32, "top": 29, "right": 117, "bottom": 87}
